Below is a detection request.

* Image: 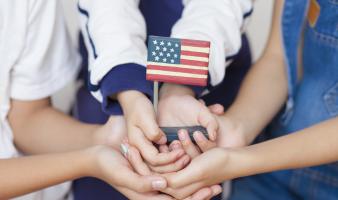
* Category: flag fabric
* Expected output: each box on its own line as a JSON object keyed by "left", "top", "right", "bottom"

{"left": 146, "top": 36, "right": 210, "bottom": 86}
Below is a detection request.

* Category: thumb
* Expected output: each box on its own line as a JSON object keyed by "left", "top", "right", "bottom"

{"left": 165, "top": 165, "right": 201, "bottom": 189}
{"left": 116, "top": 169, "right": 168, "bottom": 193}
{"left": 208, "top": 104, "right": 224, "bottom": 115}
{"left": 140, "top": 115, "right": 167, "bottom": 144}
{"left": 198, "top": 106, "right": 218, "bottom": 141}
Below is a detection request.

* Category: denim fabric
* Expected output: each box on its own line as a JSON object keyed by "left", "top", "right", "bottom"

{"left": 229, "top": 0, "right": 338, "bottom": 199}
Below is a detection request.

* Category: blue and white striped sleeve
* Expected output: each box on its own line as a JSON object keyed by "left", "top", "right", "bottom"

{"left": 171, "top": 0, "right": 253, "bottom": 87}
{"left": 78, "top": 0, "right": 152, "bottom": 115}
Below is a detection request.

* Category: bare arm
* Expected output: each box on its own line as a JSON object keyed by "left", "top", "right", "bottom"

{"left": 8, "top": 98, "right": 100, "bottom": 154}
{"left": 0, "top": 149, "right": 89, "bottom": 199}
{"left": 165, "top": 117, "right": 338, "bottom": 191}
{"left": 221, "top": 0, "right": 288, "bottom": 145}
{"left": 233, "top": 117, "right": 338, "bottom": 177}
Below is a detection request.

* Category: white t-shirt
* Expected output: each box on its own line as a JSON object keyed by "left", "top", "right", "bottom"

{"left": 0, "top": 0, "right": 80, "bottom": 199}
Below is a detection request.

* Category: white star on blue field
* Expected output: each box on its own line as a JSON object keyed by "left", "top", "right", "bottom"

{"left": 147, "top": 36, "right": 181, "bottom": 64}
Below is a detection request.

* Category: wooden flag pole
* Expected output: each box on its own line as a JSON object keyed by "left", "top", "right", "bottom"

{"left": 153, "top": 81, "right": 159, "bottom": 113}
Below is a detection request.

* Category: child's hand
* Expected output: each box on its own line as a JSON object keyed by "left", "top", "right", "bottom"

{"left": 158, "top": 88, "right": 218, "bottom": 141}
{"left": 123, "top": 143, "right": 222, "bottom": 200}
{"left": 147, "top": 141, "right": 191, "bottom": 174}
{"left": 117, "top": 90, "right": 185, "bottom": 166}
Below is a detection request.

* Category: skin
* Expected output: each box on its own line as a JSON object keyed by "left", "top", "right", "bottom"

{"left": 161, "top": 0, "right": 338, "bottom": 195}
{"left": 164, "top": 117, "right": 338, "bottom": 191}
{"left": 124, "top": 142, "right": 222, "bottom": 200}
{"left": 117, "top": 90, "right": 186, "bottom": 166}
{"left": 4, "top": 97, "right": 171, "bottom": 199}
{"left": 4, "top": 97, "right": 220, "bottom": 199}
{"left": 0, "top": 144, "right": 178, "bottom": 200}
{"left": 158, "top": 84, "right": 218, "bottom": 142}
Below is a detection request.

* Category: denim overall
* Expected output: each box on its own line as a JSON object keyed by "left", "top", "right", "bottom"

{"left": 229, "top": 0, "right": 338, "bottom": 199}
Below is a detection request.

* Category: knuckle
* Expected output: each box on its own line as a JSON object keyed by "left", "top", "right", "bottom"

{"left": 147, "top": 131, "right": 161, "bottom": 141}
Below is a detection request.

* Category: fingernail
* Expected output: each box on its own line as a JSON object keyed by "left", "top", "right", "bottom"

{"left": 170, "top": 141, "right": 181, "bottom": 150}
{"left": 120, "top": 143, "right": 129, "bottom": 158}
{"left": 178, "top": 130, "right": 187, "bottom": 141}
{"left": 194, "top": 131, "right": 204, "bottom": 142}
{"left": 158, "top": 136, "right": 167, "bottom": 144}
{"left": 172, "top": 143, "right": 181, "bottom": 150}
{"left": 215, "top": 186, "right": 222, "bottom": 195}
{"left": 212, "top": 131, "right": 217, "bottom": 141}
{"left": 152, "top": 180, "right": 166, "bottom": 190}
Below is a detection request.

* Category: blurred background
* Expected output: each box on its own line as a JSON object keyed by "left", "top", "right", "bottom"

{"left": 54, "top": 0, "right": 274, "bottom": 112}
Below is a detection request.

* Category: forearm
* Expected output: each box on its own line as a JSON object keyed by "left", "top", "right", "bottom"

{"left": 225, "top": 55, "right": 288, "bottom": 143}
{"left": 0, "top": 150, "right": 90, "bottom": 199}
{"left": 222, "top": 0, "right": 287, "bottom": 144}
{"left": 8, "top": 98, "right": 99, "bottom": 154}
{"left": 229, "top": 117, "right": 338, "bottom": 179}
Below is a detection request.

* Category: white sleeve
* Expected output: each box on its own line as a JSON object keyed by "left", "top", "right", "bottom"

{"left": 10, "top": 0, "right": 80, "bottom": 100}
{"left": 78, "top": 0, "right": 147, "bottom": 100}
{"left": 171, "top": 0, "right": 253, "bottom": 86}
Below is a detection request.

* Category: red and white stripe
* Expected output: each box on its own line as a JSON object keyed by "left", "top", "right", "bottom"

{"left": 147, "top": 39, "right": 210, "bottom": 86}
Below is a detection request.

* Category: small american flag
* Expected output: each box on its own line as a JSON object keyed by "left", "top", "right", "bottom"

{"left": 146, "top": 36, "right": 210, "bottom": 86}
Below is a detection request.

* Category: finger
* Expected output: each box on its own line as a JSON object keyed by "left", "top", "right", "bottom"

{"left": 197, "top": 107, "right": 218, "bottom": 141}
{"left": 190, "top": 187, "right": 213, "bottom": 200}
{"left": 159, "top": 145, "right": 170, "bottom": 153}
{"left": 132, "top": 131, "right": 185, "bottom": 166}
{"left": 127, "top": 146, "right": 152, "bottom": 176}
{"left": 140, "top": 117, "right": 167, "bottom": 144}
{"left": 114, "top": 167, "right": 167, "bottom": 193}
{"left": 169, "top": 140, "right": 183, "bottom": 151}
{"left": 162, "top": 181, "right": 207, "bottom": 200}
{"left": 149, "top": 155, "right": 190, "bottom": 173}
{"left": 117, "top": 186, "right": 174, "bottom": 200}
{"left": 193, "top": 131, "right": 216, "bottom": 152}
{"left": 210, "top": 185, "right": 222, "bottom": 196}
{"left": 207, "top": 104, "right": 224, "bottom": 115}
{"left": 165, "top": 164, "right": 203, "bottom": 188}
{"left": 178, "top": 129, "right": 200, "bottom": 158}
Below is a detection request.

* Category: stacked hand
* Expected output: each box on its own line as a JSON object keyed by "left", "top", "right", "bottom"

{"left": 91, "top": 116, "right": 222, "bottom": 200}
{"left": 92, "top": 84, "right": 252, "bottom": 199}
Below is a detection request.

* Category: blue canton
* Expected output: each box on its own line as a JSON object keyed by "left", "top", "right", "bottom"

{"left": 147, "top": 36, "right": 181, "bottom": 64}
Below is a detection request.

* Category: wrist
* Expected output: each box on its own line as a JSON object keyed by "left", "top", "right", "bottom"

{"left": 160, "top": 83, "right": 195, "bottom": 100}
{"left": 219, "top": 113, "right": 256, "bottom": 147}
{"left": 81, "top": 146, "right": 107, "bottom": 178}
{"left": 69, "top": 148, "right": 97, "bottom": 178}
{"left": 117, "top": 90, "right": 146, "bottom": 115}
{"left": 92, "top": 117, "right": 126, "bottom": 150}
